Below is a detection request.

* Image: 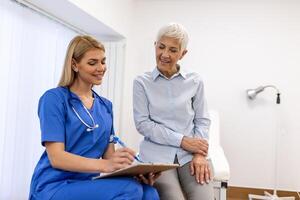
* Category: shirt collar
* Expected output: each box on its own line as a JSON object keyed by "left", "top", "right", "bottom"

{"left": 151, "top": 65, "right": 187, "bottom": 81}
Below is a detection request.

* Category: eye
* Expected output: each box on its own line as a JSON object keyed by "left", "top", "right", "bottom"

{"left": 170, "top": 48, "right": 178, "bottom": 53}
{"left": 159, "top": 45, "right": 165, "bottom": 49}
{"left": 88, "top": 62, "right": 97, "bottom": 66}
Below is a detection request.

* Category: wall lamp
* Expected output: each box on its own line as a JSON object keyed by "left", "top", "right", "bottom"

{"left": 246, "top": 85, "right": 281, "bottom": 104}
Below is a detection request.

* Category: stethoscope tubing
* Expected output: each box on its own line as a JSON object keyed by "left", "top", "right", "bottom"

{"left": 67, "top": 88, "right": 110, "bottom": 132}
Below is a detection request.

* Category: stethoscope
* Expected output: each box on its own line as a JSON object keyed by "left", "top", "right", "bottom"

{"left": 67, "top": 88, "right": 111, "bottom": 132}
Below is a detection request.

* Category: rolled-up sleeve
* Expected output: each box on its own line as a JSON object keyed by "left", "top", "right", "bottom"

{"left": 38, "top": 91, "right": 66, "bottom": 146}
{"left": 133, "top": 79, "right": 184, "bottom": 147}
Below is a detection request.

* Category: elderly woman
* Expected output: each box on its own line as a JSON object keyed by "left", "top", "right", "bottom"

{"left": 133, "top": 23, "right": 214, "bottom": 200}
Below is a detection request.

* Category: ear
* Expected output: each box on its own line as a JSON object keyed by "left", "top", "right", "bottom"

{"left": 179, "top": 49, "right": 188, "bottom": 60}
{"left": 71, "top": 59, "right": 78, "bottom": 72}
{"left": 154, "top": 41, "right": 157, "bottom": 46}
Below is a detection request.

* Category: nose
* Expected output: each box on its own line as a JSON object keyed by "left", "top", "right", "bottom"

{"left": 97, "top": 63, "right": 106, "bottom": 73}
{"left": 161, "top": 49, "right": 170, "bottom": 58}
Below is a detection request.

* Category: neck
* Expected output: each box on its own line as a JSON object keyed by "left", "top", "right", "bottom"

{"left": 158, "top": 65, "right": 179, "bottom": 78}
{"left": 69, "top": 79, "right": 93, "bottom": 98}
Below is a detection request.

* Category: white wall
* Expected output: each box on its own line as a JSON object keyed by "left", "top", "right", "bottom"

{"left": 70, "top": 0, "right": 300, "bottom": 191}
{"left": 68, "top": 0, "right": 138, "bottom": 140}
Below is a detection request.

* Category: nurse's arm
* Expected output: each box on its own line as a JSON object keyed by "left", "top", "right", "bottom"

{"left": 45, "top": 142, "right": 135, "bottom": 173}
{"left": 45, "top": 142, "right": 109, "bottom": 173}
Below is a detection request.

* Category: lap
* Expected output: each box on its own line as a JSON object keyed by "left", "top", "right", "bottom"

{"left": 52, "top": 177, "right": 158, "bottom": 200}
{"left": 177, "top": 160, "right": 214, "bottom": 200}
{"left": 154, "top": 160, "right": 214, "bottom": 200}
{"left": 154, "top": 168, "right": 186, "bottom": 200}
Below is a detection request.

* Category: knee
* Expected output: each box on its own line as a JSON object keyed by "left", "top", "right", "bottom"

{"left": 142, "top": 184, "right": 159, "bottom": 200}
{"left": 122, "top": 179, "right": 144, "bottom": 199}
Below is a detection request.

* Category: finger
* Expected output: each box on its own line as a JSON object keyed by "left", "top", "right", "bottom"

{"left": 115, "top": 157, "right": 133, "bottom": 166}
{"left": 202, "top": 139, "right": 209, "bottom": 146}
{"left": 207, "top": 165, "right": 212, "bottom": 181}
{"left": 204, "top": 165, "right": 210, "bottom": 183}
{"left": 199, "top": 145, "right": 208, "bottom": 153}
{"left": 114, "top": 162, "right": 128, "bottom": 170}
{"left": 120, "top": 147, "right": 136, "bottom": 156}
{"left": 139, "top": 174, "right": 148, "bottom": 184}
{"left": 196, "top": 139, "right": 208, "bottom": 148}
{"left": 118, "top": 151, "right": 135, "bottom": 161}
{"left": 148, "top": 173, "right": 155, "bottom": 186}
{"left": 195, "top": 165, "right": 200, "bottom": 184}
{"left": 196, "top": 150, "right": 207, "bottom": 157}
{"left": 190, "top": 162, "right": 195, "bottom": 175}
{"left": 200, "top": 165, "right": 205, "bottom": 185}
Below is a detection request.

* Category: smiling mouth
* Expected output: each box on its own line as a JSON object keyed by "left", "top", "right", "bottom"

{"left": 94, "top": 74, "right": 103, "bottom": 80}
{"left": 160, "top": 59, "right": 170, "bottom": 64}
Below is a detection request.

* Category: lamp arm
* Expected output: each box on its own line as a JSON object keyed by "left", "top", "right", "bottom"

{"left": 262, "top": 85, "right": 281, "bottom": 104}
{"left": 263, "top": 85, "right": 280, "bottom": 94}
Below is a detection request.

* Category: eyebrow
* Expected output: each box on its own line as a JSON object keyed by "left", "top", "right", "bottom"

{"left": 159, "top": 42, "right": 178, "bottom": 50}
{"left": 88, "top": 59, "right": 99, "bottom": 62}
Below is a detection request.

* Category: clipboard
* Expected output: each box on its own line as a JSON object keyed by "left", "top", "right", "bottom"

{"left": 93, "top": 163, "right": 179, "bottom": 179}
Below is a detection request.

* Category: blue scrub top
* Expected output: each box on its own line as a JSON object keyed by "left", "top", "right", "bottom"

{"left": 29, "top": 87, "right": 114, "bottom": 200}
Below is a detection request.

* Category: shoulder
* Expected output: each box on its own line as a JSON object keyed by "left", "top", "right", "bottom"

{"left": 39, "top": 87, "right": 68, "bottom": 107}
{"left": 183, "top": 71, "right": 204, "bottom": 85}
{"left": 134, "top": 72, "right": 152, "bottom": 81}
{"left": 40, "top": 87, "right": 67, "bottom": 102}
{"left": 38, "top": 87, "right": 68, "bottom": 115}
{"left": 134, "top": 71, "right": 153, "bottom": 84}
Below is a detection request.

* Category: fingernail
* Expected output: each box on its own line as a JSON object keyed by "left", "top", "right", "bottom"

{"left": 201, "top": 181, "right": 204, "bottom": 184}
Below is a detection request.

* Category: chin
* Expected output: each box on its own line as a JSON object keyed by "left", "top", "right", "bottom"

{"left": 158, "top": 64, "right": 171, "bottom": 70}
{"left": 93, "top": 80, "right": 102, "bottom": 85}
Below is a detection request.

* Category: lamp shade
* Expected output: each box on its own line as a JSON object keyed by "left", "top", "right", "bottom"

{"left": 246, "top": 86, "right": 265, "bottom": 99}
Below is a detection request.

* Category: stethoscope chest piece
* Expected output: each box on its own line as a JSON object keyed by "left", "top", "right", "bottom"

{"left": 86, "top": 124, "right": 99, "bottom": 132}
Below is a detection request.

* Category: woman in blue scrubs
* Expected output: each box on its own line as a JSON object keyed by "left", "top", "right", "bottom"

{"left": 29, "top": 35, "right": 160, "bottom": 200}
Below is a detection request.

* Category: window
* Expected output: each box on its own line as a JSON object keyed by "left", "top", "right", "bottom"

{"left": 0, "top": 1, "right": 125, "bottom": 198}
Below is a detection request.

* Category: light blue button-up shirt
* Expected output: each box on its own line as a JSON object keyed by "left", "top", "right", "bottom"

{"left": 133, "top": 67, "right": 210, "bottom": 166}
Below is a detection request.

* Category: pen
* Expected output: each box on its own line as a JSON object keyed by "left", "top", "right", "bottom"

{"left": 112, "top": 135, "right": 144, "bottom": 163}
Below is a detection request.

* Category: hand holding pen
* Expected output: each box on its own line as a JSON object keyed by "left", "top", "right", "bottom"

{"left": 112, "top": 135, "right": 144, "bottom": 163}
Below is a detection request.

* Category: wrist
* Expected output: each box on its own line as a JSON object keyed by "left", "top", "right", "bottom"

{"left": 180, "top": 136, "right": 187, "bottom": 148}
{"left": 193, "top": 153, "right": 205, "bottom": 159}
{"left": 96, "top": 159, "right": 109, "bottom": 173}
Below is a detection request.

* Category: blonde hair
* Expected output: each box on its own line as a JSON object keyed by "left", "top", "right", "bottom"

{"left": 58, "top": 35, "right": 105, "bottom": 87}
{"left": 156, "top": 23, "right": 189, "bottom": 50}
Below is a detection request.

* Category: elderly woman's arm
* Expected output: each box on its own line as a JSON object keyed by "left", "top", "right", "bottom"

{"left": 133, "top": 79, "right": 184, "bottom": 147}
{"left": 133, "top": 78, "right": 209, "bottom": 156}
{"left": 192, "top": 79, "right": 210, "bottom": 140}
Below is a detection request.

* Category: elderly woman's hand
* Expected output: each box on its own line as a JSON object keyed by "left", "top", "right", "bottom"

{"left": 135, "top": 172, "right": 161, "bottom": 186}
{"left": 190, "top": 154, "right": 211, "bottom": 184}
{"left": 180, "top": 136, "right": 208, "bottom": 156}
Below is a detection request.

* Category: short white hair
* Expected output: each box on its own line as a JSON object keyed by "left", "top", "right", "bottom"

{"left": 156, "top": 23, "right": 189, "bottom": 50}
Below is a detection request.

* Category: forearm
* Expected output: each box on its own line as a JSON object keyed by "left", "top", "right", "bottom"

{"left": 136, "top": 119, "right": 183, "bottom": 147}
{"left": 48, "top": 150, "right": 107, "bottom": 173}
{"left": 193, "top": 118, "right": 210, "bottom": 139}
{"left": 192, "top": 77, "right": 210, "bottom": 139}
{"left": 45, "top": 142, "right": 108, "bottom": 173}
